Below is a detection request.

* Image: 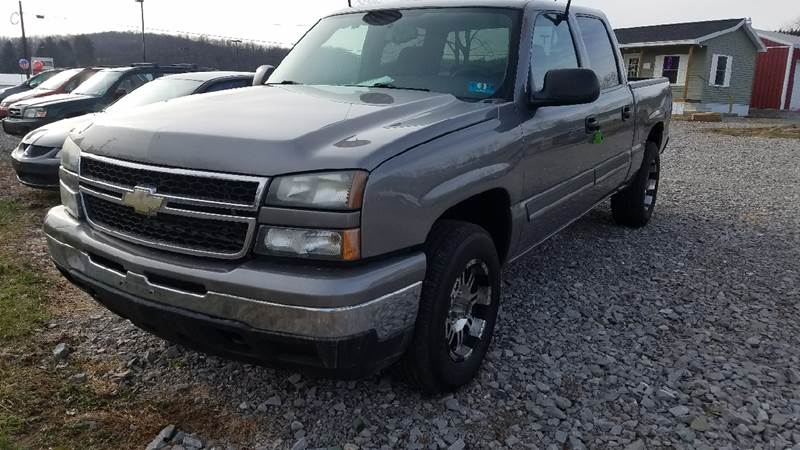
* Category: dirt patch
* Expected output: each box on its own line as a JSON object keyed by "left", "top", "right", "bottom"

{"left": 706, "top": 124, "right": 800, "bottom": 139}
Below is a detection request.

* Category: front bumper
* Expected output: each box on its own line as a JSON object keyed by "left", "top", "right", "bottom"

{"left": 44, "top": 206, "right": 426, "bottom": 375}
{"left": 3, "top": 117, "right": 52, "bottom": 136}
{"left": 11, "top": 146, "right": 60, "bottom": 189}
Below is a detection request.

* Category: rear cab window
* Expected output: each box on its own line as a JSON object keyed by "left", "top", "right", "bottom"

{"left": 576, "top": 16, "right": 621, "bottom": 89}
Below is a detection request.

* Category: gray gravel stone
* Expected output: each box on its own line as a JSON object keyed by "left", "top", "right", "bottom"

{"left": 53, "top": 343, "right": 70, "bottom": 360}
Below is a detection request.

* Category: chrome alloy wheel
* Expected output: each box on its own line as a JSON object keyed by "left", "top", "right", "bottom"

{"left": 643, "top": 156, "right": 660, "bottom": 212}
{"left": 445, "top": 259, "right": 492, "bottom": 362}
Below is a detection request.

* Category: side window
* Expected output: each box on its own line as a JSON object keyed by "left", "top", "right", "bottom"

{"left": 530, "top": 13, "right": 579, "bottom": 91}
{"left": 204, "top": 79, "right": 250, "bottom": 93}
{"left": 116, "top": 73, "right": 154, "bottom": 95}
{"left": 577, "top": 16, "right": 621, "bottom": 89}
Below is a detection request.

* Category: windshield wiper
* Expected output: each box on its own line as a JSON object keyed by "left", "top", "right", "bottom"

{"left": 267, "top": 80, "right": 304, "bottom": 85}
{"left": 348, "top": 82, "right": 430, "bottom": 92}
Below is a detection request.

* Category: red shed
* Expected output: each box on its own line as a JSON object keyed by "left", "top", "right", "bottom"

{"left": 753, "top": 30, "right": 800, "bottom": 111}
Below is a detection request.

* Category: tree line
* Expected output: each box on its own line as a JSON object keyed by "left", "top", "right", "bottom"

{"left": 0, "top": 32, "right": 290, "bottom": 73}
{"left": 778, "top": 17, "right": 800, "bottom": 36}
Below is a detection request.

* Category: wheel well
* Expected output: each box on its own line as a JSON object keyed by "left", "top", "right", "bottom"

{"left": 436, "top": 189, "right": 512, "bottom": 263}
{"left": 647, "top": 122, "right": 664, "bottom": 148}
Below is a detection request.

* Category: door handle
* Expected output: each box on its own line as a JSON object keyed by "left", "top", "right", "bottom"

{"left": 585, "top": 116, "right": 600, "bottom": 134}
{"left": 622, "top": 105, "right": 633, "bottom": 120}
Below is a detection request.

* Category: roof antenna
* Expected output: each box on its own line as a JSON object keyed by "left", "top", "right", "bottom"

{"left": 559, "top": 0, "right": 572, "bottom": 22}
{"left": 348, "top": 0, "right": 352, "bottom": 6}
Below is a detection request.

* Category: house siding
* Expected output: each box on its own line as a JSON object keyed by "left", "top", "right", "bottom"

{"left": 698, "top": 28, "right": 760, "bottom": 107}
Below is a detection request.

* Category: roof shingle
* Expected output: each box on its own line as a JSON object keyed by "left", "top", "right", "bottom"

{"left": 614, "top": 18, "right": 745, "bottom": 45}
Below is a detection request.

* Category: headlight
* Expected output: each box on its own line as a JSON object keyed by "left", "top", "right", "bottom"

{"left": 22, "top": 107, "right": 47, "bottom": 119}
{"left": 255, "top": 226, "right": 360, "bottom": 261}
{"left": 266, "top": 171, "right": 368, "bottom": 210}
{"left": 59, "top": 168, "right": 82, "bottom": 219}
{"left": 60, "top": 137, "right": 81, "bottom": 173}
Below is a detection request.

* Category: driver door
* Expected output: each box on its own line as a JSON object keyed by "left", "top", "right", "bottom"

{"left": 518, "top": 12, "right": 599, "bottom": 248}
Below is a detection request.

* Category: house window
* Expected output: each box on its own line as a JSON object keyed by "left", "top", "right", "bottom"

{"left": 710, "top": 54, "right": 733, "bottom": 87}
{"left": 654, "top": 54, "right": 689, "bottom": 86}
{"left": 662, "top": 56, "right": 681, "bottom": 84}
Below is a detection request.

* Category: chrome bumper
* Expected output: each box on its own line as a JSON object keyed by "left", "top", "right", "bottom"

{"left": 45, "top": 206, "right": 425, "bottom": 340}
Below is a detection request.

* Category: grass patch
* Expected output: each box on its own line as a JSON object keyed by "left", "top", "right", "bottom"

{"left": 0, "top": 257, "right": 50, "bottom": 341}
{"left": 0, "top": 200, "right": 22, "bottom": 231}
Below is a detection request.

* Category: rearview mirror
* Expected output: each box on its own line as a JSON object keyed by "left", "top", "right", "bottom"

{"left": 253, "top": 65, "right": 275, "bottom": 86}
{"left": 529, "top": 68, "right": 600, "bottom": 108}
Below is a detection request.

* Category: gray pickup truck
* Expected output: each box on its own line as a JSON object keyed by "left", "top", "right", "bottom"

{"left": 45, "top": 0, "right": 671, "bottom": 393}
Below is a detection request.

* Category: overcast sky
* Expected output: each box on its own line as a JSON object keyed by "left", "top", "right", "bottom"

{"left": 1, "top": 0, "right": 798, "bottom": 47}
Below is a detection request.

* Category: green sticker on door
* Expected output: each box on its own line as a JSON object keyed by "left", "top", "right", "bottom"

{"left": 592, "top": 130, "right": 605, "bottom": 145}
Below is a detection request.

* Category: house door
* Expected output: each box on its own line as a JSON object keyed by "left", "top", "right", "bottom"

{"left": 791, "top": 62, "right": 800, "bottom": 111}
{"left": 624, "top": 54, "right": 642, "bottom": 79}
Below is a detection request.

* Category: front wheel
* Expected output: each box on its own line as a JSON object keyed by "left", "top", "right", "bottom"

{"left": 399, "top": 220, "right": 501, "bottom": 393}
{"left": 611, "top": 141, "right": 661, "bottom": 228}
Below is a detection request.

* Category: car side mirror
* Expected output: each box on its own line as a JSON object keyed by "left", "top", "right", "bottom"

{"left": 113, "top": 89, "right": 128, "bottom": 100}
{"left": 253, "top": 65, "right": 275, "bottom": 86}
{"left": 529, "top": 68, "right": 600, "bottom": 108}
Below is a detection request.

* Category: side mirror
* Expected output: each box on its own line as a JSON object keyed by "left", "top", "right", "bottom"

{"left": 113, "top": 89, "right": 127, "bottom": 100}
{"left": 253, "top": 65, "right": 275, "bottom": 86}
{"left": 529, "top": 68, "right": 600, "bottom": 108}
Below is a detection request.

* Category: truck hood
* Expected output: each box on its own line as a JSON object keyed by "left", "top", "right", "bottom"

{"left": 23, "top": 113, "right": 99, "bottom": 148}
{"left": 73, "top": 85, "right": 498, "bottom": 176}
{"left": 12, "top": 93, "right": 94, "bottom": 109}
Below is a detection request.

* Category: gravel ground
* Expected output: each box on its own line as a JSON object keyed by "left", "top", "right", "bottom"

{"left": 2, "top": 121, "right": 799, "bottom": 450}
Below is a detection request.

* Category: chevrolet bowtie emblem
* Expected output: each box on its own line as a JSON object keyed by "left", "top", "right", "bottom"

{"left": 122, "top": 186, "right": 165, "bottom": 216}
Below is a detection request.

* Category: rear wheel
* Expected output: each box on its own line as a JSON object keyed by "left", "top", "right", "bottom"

{"left": 611, "top": 141, "right": 661, "bottom": 228}
{"left": 399, "top": 220, "right": 501, "bottom": 393}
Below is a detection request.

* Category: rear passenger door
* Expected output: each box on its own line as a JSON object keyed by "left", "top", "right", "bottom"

{"left": 575, "top": 15, "right": 635, "bottom": 200}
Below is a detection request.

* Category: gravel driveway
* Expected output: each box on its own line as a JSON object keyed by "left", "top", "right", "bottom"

{"left": 2, "top": 121, "right": 799, "bottom": 450}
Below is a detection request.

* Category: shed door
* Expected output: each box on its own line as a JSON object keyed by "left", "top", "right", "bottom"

{"left": 792, "top": 62, "right": 800, "bottom": 111}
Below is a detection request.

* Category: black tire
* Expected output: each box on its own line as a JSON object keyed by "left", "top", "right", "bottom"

{"left": 611, "top": 141, "right": 661, "bottom": 228}
{"left": 399, "top": 220, "right": 501, "bottom": 394}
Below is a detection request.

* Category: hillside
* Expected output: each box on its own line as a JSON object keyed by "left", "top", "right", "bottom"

{"left": 0, "top": 32, "right": 290, "bottom": 73}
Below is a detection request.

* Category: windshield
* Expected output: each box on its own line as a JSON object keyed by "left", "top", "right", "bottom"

{"left": 37, "top": 68, "right": 83, "bottom": 91}
{"left": 106, "top": 78, "right": 201, "bottom": 113}
{"left": 72, "top": 71, "right": 122, "bottom": 96}
{"left": 28, "top": 70, "right": 61, "bottom": 88}
{"left": 268, "top": 8, "right": 520, "bottom": 101}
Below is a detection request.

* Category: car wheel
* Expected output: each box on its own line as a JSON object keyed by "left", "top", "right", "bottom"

{"left": 611, "top": 141, "right": 660, "bottom": 228}
{"left": 399, "top": 220, "right": 501, "bottom": 393}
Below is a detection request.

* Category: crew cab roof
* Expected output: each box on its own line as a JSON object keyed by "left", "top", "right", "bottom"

{"left": 329, "top": 0, "right": 605, "bottom": 20}
{"left": 160, "top": 71, "right": 254, "bottom": 82}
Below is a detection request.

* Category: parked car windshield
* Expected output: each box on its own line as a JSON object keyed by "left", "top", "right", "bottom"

{"left": 37, "top": 68, "right": 83, "bottom": 91}
{"left": 72, "top": 71, "right": 123, "bottom": 96}
{"left": 268, "top": 8, "right": 520, "bottom": 101}
{"left": 105, "top": 78, "right": 201, "bottom": 113}
{"left": 28, "top": 69, "right": 62, "bottom": 88}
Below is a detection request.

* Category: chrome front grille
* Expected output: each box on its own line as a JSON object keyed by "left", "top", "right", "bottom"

{"left": 9, "top": 107, "right": 21, "bottom": 119}
{"left": 78, "top": 154, "right": 269, "bottom": 259}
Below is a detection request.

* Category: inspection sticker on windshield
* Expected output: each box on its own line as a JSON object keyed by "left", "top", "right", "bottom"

{"left": 468, "top": 82, "right": 495, "bottom": 94}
